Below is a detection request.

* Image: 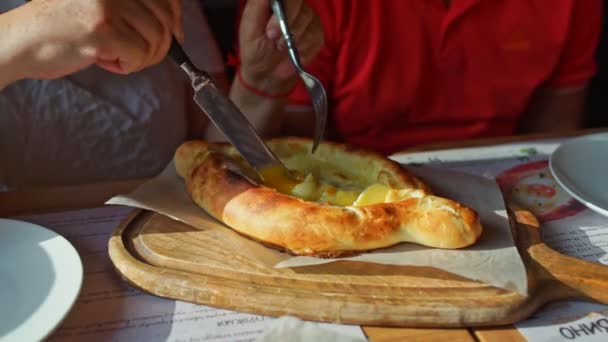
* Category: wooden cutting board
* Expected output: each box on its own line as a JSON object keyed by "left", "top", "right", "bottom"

{"left": 108, "top": 207, "right": 608, "bottom": 328}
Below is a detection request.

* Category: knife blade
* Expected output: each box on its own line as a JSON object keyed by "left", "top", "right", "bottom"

{"left": 168, "top": 39, "right": 284, "bottom": 177}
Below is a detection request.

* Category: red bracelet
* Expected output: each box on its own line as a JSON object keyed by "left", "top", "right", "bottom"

{"left": 236, "top": 69, "right": 293, "bottom": 99}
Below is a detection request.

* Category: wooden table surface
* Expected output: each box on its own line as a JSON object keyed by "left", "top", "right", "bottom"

{"left": 2, "top": 128, "right": 605, "bottom": 341}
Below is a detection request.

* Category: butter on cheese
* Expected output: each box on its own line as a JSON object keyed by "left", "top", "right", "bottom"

{"left": 259, "top": 165, "right": 414, "bottom": 207}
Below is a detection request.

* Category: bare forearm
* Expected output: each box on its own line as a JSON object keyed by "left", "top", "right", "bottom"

{"left": 519, "top": 87, "right": 586, "bottom": 133}
{"left": 0, "top": 47, "right": 18, "bottom": 89}
{"left": 2, "top": 0, "right": 182, "bottom": 90}
{"left": 205, "top": 76, "right": 289, "bottom": 141}
{"left": 0, "top": 4, "right": 34, "bottom": 89}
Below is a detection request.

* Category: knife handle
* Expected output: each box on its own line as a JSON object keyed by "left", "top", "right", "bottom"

{"left": 168, "top": 38, "right": 213, "bottom": 83}
{"left": 169, "top": 37, "right": 190, "bottom": 67}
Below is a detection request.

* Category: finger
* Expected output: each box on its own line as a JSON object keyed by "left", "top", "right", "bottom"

{"left": 168, "top": 0, "right": 184, "bottom": 43}
{"left": 240, "top": 0, "right": 272, "bottom": 42}
{"left": 120, "top": 0, "right": 165, "bottom": 68}
{"left": 119, "top": 19, "right": 153, "bottom": 71}
{"left": 137, "top": 0, "right": 174, "bottom": 64}
{"left": 95, "top": 18, "right": 149, "bottom": 73}
{"left": 275, "top": 36, "right": 287, "bottom": 52}
{"left": 96, "top": 59, "right": 126, "bottom": 74}
{"left": 288, "top": 5, "right": 315, "bottom": 44}
{"left": 152, "top": 22, "right": 172, "bottom": 65}
{"left": 284, "top": 0, "right": 305, "bottom": 26}
{"left": 265, "top": 0, "right": 303, "bottom": 40}
{"left": 294, "top": 19, "right": 324, "bottom": 66}
{"left": 298, "top": 39, "right": 323, "bottom": 67}
{"left": 267, "top": 0, "right": 307, "bottom": 49}
{"left": 265, "top": 15, "right": 281, "bottom": 41}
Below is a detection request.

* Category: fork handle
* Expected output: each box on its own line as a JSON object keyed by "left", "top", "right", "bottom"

{"left": 271, "top": 0, "right": 303, "bottom": 69}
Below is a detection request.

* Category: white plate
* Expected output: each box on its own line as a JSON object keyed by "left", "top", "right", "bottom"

{"left": 0, "top": 219, "right": 83, "bottom": 342}
{"left": 549, "top": 132, "right": 608, "bottom": 217}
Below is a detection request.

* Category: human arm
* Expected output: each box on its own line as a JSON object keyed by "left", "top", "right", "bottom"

{"left": 518, "top": 87, "right": 587, "bottom": 133}
{"left": 518, "top": 0, "right": 601, "bottom": 133}
{"left": 0, "top": 0, "right": 183, "bottom": 90}
{"left": 205, "top": 0, "right": 323, "bottom": 141}
{"left": 216, "top": 72, "right": 291, "bottom": 139}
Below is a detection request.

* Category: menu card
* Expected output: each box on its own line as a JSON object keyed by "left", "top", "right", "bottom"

{"left": 392, "top": 139, "right": 608, "bottom": 342}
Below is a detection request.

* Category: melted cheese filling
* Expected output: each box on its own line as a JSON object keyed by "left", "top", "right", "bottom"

{"left": 259, "top": 165, "right": 418, "bottom": 206}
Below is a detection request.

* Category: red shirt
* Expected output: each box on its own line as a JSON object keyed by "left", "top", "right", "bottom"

{"left": 287, "top": 0, "right": 601, "bottom": 154}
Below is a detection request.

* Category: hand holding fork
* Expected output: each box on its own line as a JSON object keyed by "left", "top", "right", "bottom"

{"left": 237, "top": 0, "right": 327, "bottom": 152}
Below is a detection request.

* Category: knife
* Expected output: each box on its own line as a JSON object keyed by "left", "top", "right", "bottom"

{"left": 168, "top": 39, "right": 284, "bottom": 179}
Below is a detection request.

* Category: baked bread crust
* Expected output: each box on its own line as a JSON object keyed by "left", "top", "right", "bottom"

{"left": 174, "top": 138, "right": 483, "bottom": 257}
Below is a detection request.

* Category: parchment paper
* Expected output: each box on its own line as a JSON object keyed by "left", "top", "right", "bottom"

{"left": 256, "top": 316, "right": 366, "bottom": 342}
{"left": 106, "top": 162, "right": 528, "bottom": 295}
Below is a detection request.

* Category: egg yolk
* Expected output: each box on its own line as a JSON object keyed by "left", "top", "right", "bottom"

{"left": 258, "top": 165, "right": 303, "bottom": 194}
{"left": 259, "top": 165, "right": 411, "bottom": 207}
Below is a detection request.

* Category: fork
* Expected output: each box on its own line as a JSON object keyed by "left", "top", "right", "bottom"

{"left": 271, "top": 0, "right": 328, "bottom": 153}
